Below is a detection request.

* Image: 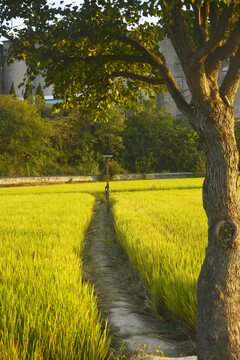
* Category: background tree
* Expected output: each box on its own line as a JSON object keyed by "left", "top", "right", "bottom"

{"left": 9, "top": 81, "right": 16, "bottom": 97}
{"left": 49, "top": 105, "right": 125, "bottom": 175}
{"left": 0, "top": 95, "right": 54, "bottom": 176}
{"left": 23, "top": 82, "right": 34, "bottom": 102}
{"left": 36, "top": 83, "right": 44, "bottom": 98}
{"left": 0, "top": 95, "right": 204, "bottom": 176}
{"left": 1, "top": 0, "right": 240, "bottom": 358}
{"left": 35, "top": 82, "right": 45, "bottom": 104}
{"left": 121, "top": 100, "right": 204, "bottom": 174}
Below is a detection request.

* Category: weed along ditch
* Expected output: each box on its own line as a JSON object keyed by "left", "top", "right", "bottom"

{"left": 83, "top": 199, "right": 197, "bottom": 359}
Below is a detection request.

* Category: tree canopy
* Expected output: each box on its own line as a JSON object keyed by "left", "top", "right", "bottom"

{"left": 0, "top": 95, "right": 53, "bottom": 175}
{"left": 0, "top": 96, "right": 203, "bottom": 176}
{"left": 1, "top": 0, "right": 239, "bottom": 117}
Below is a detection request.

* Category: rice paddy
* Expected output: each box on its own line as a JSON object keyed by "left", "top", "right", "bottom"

{"left": 0, "top": 177, "right": 204, "bottom": 196}
{"left": 0, "top": 187, "right": 110, "bottom": 359}
{"left": 0, "top": 177, "right": 208, "bottom": 358}
{"left": 111, "top": 186, "right": 208, "bottom": 329}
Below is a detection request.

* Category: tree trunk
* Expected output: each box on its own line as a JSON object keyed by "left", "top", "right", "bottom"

{"left": 193, "top": 103, "right": 240, "bottom": 359}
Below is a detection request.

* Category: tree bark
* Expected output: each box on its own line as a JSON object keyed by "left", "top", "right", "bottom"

{"left": 193, "top": 101, "right": 240, "bottom": 359}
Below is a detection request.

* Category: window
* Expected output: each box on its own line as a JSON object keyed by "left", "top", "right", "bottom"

{"left": 176, "top": 77, "right": 183, "bottom": 91}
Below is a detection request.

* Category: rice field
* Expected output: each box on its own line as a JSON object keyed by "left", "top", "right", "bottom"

{"left": 111, "top": 188, "right": 208, "bottom": 329}
{"left": 0, "top": 177, "right": 204, "bottom": 196}
{"left": 0, "top": 177, "right": 208, "bottom": 357}
{"left": 0, "top": 187, "right": 110, "bottom": 359}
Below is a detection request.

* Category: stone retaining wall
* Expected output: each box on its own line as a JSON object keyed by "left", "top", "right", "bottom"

{"left": 115, "top": 172, "right": 195, "bottom": 180}
{"left": 0, "top": 175, "right": 100, "bottom": 186}
{"left": 0, "top": 173, "right": 196, "bottom": 187}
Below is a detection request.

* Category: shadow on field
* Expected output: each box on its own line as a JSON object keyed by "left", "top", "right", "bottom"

{"left": 82, "top": 200, "right": 196, "bottom": 359}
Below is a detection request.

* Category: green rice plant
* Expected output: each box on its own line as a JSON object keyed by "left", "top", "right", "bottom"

{"left": 111, "top": 189, "right": 208, "bottom": 329}
{"left": 109, "top": 177, "right": 204, "bottom": 192}
{"left": 0, "top": 177, "right": 204, "bottom": 197}
{"left": 0, "top": 188, "right": 110, "bottom": 359}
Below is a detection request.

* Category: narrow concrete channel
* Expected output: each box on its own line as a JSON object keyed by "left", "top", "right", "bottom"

{"left": 83, "top": 201, "right": 197, "bottom": 359}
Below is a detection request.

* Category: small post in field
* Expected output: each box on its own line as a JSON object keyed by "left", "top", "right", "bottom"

{"left": 102, "top": 155, "right": 113, "bottom": 213}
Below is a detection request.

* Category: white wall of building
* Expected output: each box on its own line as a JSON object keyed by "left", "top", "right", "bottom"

{"left": 1, "top": 41, "right": 54, "bottom": 98}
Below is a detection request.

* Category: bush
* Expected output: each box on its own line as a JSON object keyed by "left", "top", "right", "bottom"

{"left": 0, "top": 95, "right": 54, "bottom": 176}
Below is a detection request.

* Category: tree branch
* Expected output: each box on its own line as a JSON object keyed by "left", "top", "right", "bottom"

{"left": 219, "top": 46, "right": 240, "bottom": 105}
{"left": 116, "top": 33, "right": 193, "bottom": 117}
{"left": 193, "top": 3, "right": 234, "bottom": 63}
{"left": 209, "top": 1, "right": 219, "bottom": 30}
{"left": 208, "top": 18, "right": 240, "bottom": 63}
{"left": 113, "top": 71, "right": 165, "bottom": 85}
{"left": 115, "top": 34, "right": 153, "bottom": 58}
{"left": 201, "top": 2, "right": 210, "bottom": 38}
{"left": 0, "top": 30, "right": 15, "bottom": 41}
{"left": 192, "top": 4, "right": 206, "bottom": 48}
{"left": 58, "top": 52, "right": 152, "bottom": 65}
{"left": 166, "top": 5, "right": 194, "bottom": 68}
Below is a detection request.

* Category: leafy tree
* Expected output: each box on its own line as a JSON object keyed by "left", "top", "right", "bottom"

{"left": 1, "top": 0, "right": 240, "bottom": 357}
{"left": 35, "top": 82, "right": 45, "bottom": 102}
{"left": 122, "top": 103, "right": 204, "bottom": 174}
{"left": 36, "top": 82, "right": 44, "bottom": 98}
{"left": 0, "top": 95, "right": 54, "bottom": 175}
{"left": 49, "top": 105, "right": 125, "bottom": 174}
{"left": 0, "top": 1, "right": 47, "bottom": 41}
{"left": 92, "top": 106, "right": 125, "bottom": 157}
{"left": 9, "top": 81, "right": 16, "bottom": 97}
{"left": 23, "top": 82, "right": 34, "bottom": 101}
{"left": 58, "top": 107, "right": 97, "bottom": 172}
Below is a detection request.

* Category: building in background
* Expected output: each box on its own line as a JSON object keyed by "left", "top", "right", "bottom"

{"left": 157, "top": 39, "right": 240, "bottom": 118}
{"left": 1, "top": 39, "right": 240, "bottom": 116}
{"left": 0, "top": 41, "right": 54, "bottom": 102}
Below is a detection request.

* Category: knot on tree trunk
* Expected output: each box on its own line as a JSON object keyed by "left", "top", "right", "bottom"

{"left": 215, "top": 220, "right": 238, "bottom": 249}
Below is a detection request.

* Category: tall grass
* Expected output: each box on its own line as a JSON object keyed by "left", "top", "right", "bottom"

{"left": 111, "top": 189, "right": 208, "bottom": 329}
{"left": 0, "top": 177, "right": 204, "bottom": 196}
{"left": 0, "top": 188, "right": 110, "bottom": 359}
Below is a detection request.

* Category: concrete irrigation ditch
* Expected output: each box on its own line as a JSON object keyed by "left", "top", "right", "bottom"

{"left": 83, "top": 200, "right": 197, "bottom": 360}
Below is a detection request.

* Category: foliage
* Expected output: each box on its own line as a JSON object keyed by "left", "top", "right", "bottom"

{"left": 0, "top": 95, "right": 54, "bottom": 175}
{"left": 23, "top": 82, "right": 34, "bottom": 102}
{"left": 35, "top": 82, "right": 44, "bottom": 98}
{"left": 121, "top": 101, "right": 204, "bottom": 173}
{"left": 48, "top": 105, "right": 126, "bottom": 174}
{"left": 0, "top": 95, "right": 216, "bottom": 176}
{"left": 234, "top": 119, "right": 240, "bottom": 152}
{"left": 1, "top": 0, "right": 239, "bottom": 118}
{"left": 0, "top": 1, "right": 238, "bottom": 177}
{"left": 35, "top": 82, "right": 45, "bottom": 105}
{"left": 0, "top": 186, "right": 110, "bottom": 359}
{"left": 9, "top": 81, "right": 16, "bottom": 97}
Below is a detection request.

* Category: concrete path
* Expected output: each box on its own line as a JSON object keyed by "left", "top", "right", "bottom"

{"left": 83, "top": 202, "right": 196, "bottom": 359}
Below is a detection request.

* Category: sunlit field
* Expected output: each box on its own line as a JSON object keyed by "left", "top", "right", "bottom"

{"left": 0, "top": 177, "right": 204, "bottom": 196}
{"left": 0, "top": 187, "right": 110, "bottom": 359}
{"left": 111, "top": 188, "right": 208, "bottom": 329}
{"left": 0, "top": 177, "right": 208, "bottom": 357}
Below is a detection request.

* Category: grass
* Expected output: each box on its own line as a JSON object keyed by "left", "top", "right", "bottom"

{"left": 111, "top": 188, "right": 208, "bottom": 329}
{"left": 0, "top": 177, "right": 204, "bottom": 196}
{"left": 0, "top": 187, "right": 110, "bottom": 359}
